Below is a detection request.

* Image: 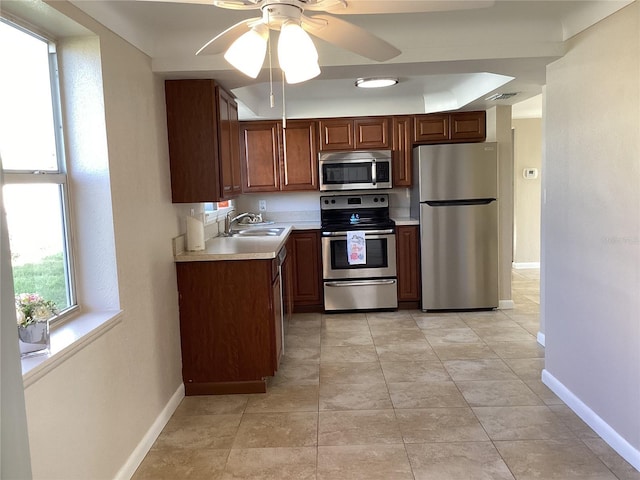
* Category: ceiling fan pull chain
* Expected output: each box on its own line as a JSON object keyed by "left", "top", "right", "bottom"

{"left": 267, "top": 10, "right": 275, "bottom": 108}
{"left": 282, "top": 69, "right": 287, "bottom": 129}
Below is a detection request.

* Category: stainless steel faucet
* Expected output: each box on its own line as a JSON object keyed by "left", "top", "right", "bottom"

{"left": 223, "top": 211, "right": 258, "bottom": 236}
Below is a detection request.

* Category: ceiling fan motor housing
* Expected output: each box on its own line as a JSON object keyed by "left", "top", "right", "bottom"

{"left": 261, "top": 2, "right": 304, "bottom": 29}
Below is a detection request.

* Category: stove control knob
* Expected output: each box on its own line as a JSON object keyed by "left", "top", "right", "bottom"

{"left": 331, "top": 199, "right": 336, "bottom": 204}
{"left": 324, "top": 199, "right": 329, "bottom": 204}
{"left": 373, "top": 197, "right": 379, "bottom": 202}
{"left": 380, "top": 197, "right": 386, "bottom": 202}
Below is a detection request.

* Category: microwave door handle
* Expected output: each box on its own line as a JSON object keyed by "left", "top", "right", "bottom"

{"left": 371, "top": 159, "right": 377, "bottom": 185}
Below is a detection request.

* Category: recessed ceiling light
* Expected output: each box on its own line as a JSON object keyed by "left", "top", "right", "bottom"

{"left": 355, "top": 77, "right": 398, "bottom": 89}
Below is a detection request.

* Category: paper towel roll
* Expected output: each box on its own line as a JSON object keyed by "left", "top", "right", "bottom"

{"left": 186, "top": 215, "right": 205, "bottom": 251}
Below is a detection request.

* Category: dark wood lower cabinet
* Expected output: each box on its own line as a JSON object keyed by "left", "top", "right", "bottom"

{"left": 396, "top": 225, "right": 421, "bottom": 309}
{"left": 290, "top": 230, "right": 323, "bottom": 312}
{"left": 176, "top": 257, "right": 283, "bottom": 395}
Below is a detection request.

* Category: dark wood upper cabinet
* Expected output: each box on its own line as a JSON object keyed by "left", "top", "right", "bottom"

{"left": 450, "top": 111, "right": 486, "bottom": 141}
{"left": 414, "top": 111, "right": 486, "bottom": 144}
{"left": 240, "top": 121, "right": 281, "bottom": 192}
{"left": 319, "top": 117, "right": 390, "bottom": 151}
{"left": 392, "top": 116, "right": 413, "bottom": 187}
{"left": 354, "top": 117, "right": 390, "bottom": 149}
{"left": 281, "top": 120, "right": 318, "bottom": 191}
{"left": 220, "top": 89, "right": 242, "bottom": 196}
{"left": 240, "top": 120, "right": 318, "bottom": 192}
{"left": 413, "top": 114, "right": 450, "bottom": 143}
{"left": 318, "top": 118, "right": 354, "bottom": 150}
{"left": 165, "top": 79, "right": 241, "bottom": 203}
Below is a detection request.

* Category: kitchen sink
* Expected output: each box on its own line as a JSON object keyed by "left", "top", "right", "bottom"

{"left": 229, "top": 227, "right": 286, "bottom": 237}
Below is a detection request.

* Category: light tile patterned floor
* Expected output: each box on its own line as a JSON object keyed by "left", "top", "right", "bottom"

{"left": 132, "top": 269, "right": 640, "bottom": 479}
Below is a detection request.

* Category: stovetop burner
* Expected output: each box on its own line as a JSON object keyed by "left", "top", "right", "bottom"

{"left": 320, "top": 193, "right": 395, "bottom": 232}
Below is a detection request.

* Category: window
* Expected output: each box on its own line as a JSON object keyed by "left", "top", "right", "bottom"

{"left": 1, "top": 18, "right": 76, "bottom": 321}
{"left": 204, "top": 200, "right": 235, "bottom": 224}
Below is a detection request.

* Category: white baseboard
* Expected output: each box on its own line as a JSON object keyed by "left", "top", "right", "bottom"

{"left": 499, "top": 300, "right": 515, "bottom": 310}
{"left": 541, "top": 370, "right": 640, "bottom": 472}
{"left": 537, "top": 331, "right": 545, "bottom": 347}
{"left": 512, "top": 262, "right": 540, "bottom": 269}
{"left": 115, "top": 383, "right": 185, "bottom": 480}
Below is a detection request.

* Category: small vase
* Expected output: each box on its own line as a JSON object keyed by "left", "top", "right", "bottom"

{"left": 18, "top": 321, "right": 50, "bottom": 357}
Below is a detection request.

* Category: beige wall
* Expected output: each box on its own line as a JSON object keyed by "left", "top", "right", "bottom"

{"left": 487, "top": 106, "right": 514, "bottom": 305}
{"left": 543, "top": 0, "right": 639, "bottom": 465}
{"left": 513, "top": 118, "right": 542, "bottom": 264}
{"left": 21, "top": 2, "right": 184, "bottom": 478}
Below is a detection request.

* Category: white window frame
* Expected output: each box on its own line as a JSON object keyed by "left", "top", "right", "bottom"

{"left": 1, "top": 18, "right": 78, "bottom": 323}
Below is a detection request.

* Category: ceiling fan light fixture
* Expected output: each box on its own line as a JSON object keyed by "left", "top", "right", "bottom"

{"left": 224, "top": 23, "right": 269, "bottom": 78}
{"left": 355, "top": 77, "right": 398, "bottom": 89}
{"left": 278, "top": 20, "right": 321, "bottom": 84}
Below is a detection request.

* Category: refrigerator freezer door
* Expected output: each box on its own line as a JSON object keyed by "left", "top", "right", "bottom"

{"left": 420, "top": 201, "right": 498, "bottom": 310}
{"left": 415, "top": 143, "right": 497, "bottom": 202}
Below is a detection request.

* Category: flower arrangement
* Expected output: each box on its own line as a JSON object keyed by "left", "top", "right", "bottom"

{"left": 15, "top": 293, "right": 57, "bottom": 328}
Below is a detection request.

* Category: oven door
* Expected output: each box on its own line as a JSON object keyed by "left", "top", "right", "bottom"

{"left": 321, "top": 230, "right": 397, "bottom": 279}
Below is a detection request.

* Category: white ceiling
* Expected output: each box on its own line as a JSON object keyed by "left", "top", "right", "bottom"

{"left": 46, "top": 0, "right": 635, "bottom": 119}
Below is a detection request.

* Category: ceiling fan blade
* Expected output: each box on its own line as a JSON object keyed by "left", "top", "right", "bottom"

{"left": 324, "top": 0, "right": 494, "bottom": 14}
{"left": 134, "top": 0, "right": 219, "bottom": 4}
{"left": 196, "top": 17, "right": 262, "bottom": 56}
{"left": 213, "top": 0, "right": 262, "bottom": 11}
{"left": 303, "top": 14, "right": 400, "bottom": 62}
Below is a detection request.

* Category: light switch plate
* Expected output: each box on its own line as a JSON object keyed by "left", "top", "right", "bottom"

{"left": 258, "top": 200, "right": 267, "bottom": 212}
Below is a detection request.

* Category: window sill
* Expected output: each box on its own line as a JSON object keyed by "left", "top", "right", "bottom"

{"left": 21, "top": 310, "right": 123, "bottom": 387}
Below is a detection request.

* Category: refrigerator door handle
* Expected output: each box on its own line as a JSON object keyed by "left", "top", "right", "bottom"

{"left": 426, "top": 199, "right": 496, "bottom": 207}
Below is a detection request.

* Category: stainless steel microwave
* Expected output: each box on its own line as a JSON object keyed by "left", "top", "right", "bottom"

{"left": 318, "top": 150, "right": 393, "bottom": 191}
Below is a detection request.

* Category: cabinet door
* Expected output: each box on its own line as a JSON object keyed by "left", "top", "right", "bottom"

{"left": 228, "top": 97, "right": 242, "bottom": 195}
{"left": 413, "top": 114, "right": 449, "bottom": 143}
{"left": 291, "top": 231, "right": 323, "bottom": 307}
{"left": 318, "top": 118, "right": 354, "bottom": 151}
{"left": 240, "top": 121, "right": 280, "bottom": 192}
{"left": 165, "top": 79, "right": 222, "bottom": 202}
{"left": 217, "top": 86, "right": 242, "bottom": 198}
{"left": 282, "top": 237, "right": 294, "bottom": 322}
{"left": 396, "top": 226, "right": 421, "bottom": 302}
{"left": 280, "top": 120, "right": 318, "bottom": 191}
{"left": 392, "top": 116, "right": 413, "bottom": 187}
{"left": 272, "top": 273, "right": 283, "bottom": 371}
{"left": 355, "top": 117, "right": 390, "bottom": 149}
{"left": 450, "top": 111, "right": 486, "bottom": 141}
{"left": 176, "top": 261, "right": 275, "bottom": 385}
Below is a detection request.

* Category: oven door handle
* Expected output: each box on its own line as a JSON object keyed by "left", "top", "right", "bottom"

{"left": 325, "top": 279, "right": 397, "bottom": 288}
{"left": 321, "top": 229, "right": 395, "bottom": 237}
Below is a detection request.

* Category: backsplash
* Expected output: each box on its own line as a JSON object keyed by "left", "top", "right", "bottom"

{"left": 173, "top": 188, "right": 413, "bottom": 255}
{"left": 237, "top": 189, "right": 412, "bottom": 222}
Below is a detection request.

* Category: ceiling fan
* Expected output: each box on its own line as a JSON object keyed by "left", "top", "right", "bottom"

{"left": 192, "top": 0, "right": 403, "bottom": 84}
{"left": 139, "top": 0, "right": 494, "bottom": 84}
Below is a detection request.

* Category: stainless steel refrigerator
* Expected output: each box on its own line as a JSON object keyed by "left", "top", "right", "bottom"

{"left": 410, "top": 143, "right": 498, "bottom": 310}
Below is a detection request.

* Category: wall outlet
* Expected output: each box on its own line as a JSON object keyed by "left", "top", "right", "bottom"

{"left": 258, "top": 200, "right": 267, "bottom": 212}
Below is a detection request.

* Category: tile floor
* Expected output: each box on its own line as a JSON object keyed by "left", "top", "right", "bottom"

{"left": 133, "top": 269, "right": 640, "bottom": 479}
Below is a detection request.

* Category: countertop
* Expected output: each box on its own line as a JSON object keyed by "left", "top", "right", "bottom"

{"left": 393, "top": 217, "right": 420, "bottom": 226}
{"left": 175, "top": 222, "right": 320, "bottom": 262}
{"left": 174, "top": 218, "right": 418, "bottom": 262}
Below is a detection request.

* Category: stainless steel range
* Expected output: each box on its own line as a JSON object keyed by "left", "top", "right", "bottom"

{"left": 320, "top": 193, "right": 398, "bottom": 312}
